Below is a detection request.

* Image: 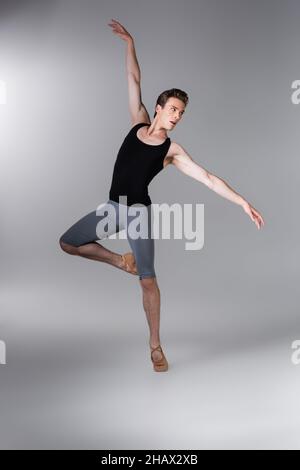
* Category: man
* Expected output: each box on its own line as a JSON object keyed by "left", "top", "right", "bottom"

{"left": 59, "top": 19, "right": 265, "bottom": 372}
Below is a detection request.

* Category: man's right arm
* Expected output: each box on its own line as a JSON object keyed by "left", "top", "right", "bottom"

{"left": 126, "top": 40, "right": 151, "bottom": 125}
{"left": 108, "top": 19, "right": 150, "bottom": 125}
{"left": 126, "top": 39, "right": 141, "bottom": 81}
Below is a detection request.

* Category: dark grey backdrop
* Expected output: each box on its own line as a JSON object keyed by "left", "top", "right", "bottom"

{"left": 0, "top": 0, "right": 299, "bottom": 450}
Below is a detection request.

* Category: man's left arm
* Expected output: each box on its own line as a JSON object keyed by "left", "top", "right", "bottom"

{"left": 171, "top": 144, "right": 265, "bottom": 230}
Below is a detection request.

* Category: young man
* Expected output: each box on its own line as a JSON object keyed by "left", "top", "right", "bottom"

{"left": 59, "top": 19, "right": 265, "bottom": 372}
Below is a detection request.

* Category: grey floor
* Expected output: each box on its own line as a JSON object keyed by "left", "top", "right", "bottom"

{"left": 1, "top": 249, "right": 299, "bottom": 450}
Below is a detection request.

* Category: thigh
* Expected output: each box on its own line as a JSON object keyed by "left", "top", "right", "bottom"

{"left": 126, "top": 205, "right": 156, "bottom": 280}
{"left": 60, "top": 200, "right": 121, "bottom": 247}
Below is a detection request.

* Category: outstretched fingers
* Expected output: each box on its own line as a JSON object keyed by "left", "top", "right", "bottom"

{"left": 251, "top": 207, "right": 265, "bottom": 228}
{"left": 107, "top": 18, "right": 132, "bottom": 41}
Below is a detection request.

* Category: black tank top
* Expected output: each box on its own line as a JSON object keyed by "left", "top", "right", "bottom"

{"left": 109, "top": 122, "right": 171, "bottom": 206}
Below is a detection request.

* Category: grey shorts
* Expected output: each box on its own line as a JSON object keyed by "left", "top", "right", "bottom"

{"left": 59, "top": 199, "right": 156, "bottom": 280}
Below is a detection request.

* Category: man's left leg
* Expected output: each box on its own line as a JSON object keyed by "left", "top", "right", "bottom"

{"left": 139, "top": 276, "right": 163, "bottom": 361}
{"left": 127, "top": 205, "right": 166, "bottom": 363}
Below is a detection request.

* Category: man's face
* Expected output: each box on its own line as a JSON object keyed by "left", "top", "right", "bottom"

{"left": 157, "top": 97, "right": 186, "bottom": 129}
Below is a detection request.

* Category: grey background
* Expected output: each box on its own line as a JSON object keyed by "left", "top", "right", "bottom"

{"left": 0, "top": 0, "right": 299, "bottom": 450}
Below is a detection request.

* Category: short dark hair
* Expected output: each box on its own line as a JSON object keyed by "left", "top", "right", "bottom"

{"left": 153, "top": 88, "right": 189, "bottom": 118}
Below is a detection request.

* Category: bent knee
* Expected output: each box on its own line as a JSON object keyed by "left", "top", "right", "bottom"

{"left": 59, "top": 237, "right": 78, "bottom": 254}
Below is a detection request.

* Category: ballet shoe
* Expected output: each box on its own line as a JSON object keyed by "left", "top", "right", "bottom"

{"left": 150, "top": 344, "right": 169, "bottom": 372}
{"left": 121, "top": 252, "right": 138, "bottom": 275}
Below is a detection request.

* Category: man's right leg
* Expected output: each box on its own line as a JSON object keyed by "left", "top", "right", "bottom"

{"left": 60, "top": 239, "right": 125, "bottom": 270}
{"left": 59, "top": 201, "right": 129, "bottom": 272}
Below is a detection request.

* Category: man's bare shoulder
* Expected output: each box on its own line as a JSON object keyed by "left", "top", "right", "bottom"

{"left": 163, "top": 141, "right": 185, "bottom": 168}
{"left": 130, "top": 104, "right": 151, "bottom": 127}
{"left": 131, "top": 118, "right": 151, "bottom": 127}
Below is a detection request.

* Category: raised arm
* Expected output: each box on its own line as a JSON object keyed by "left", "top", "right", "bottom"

{"left": 107, "top": 19, "right": 150, "bottom": 126}
{"left": 169, "top": 142, "right": 265, "bottom": 230}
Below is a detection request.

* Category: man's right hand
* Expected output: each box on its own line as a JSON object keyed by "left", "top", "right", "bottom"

{"left": 108, "top": 19, "right": 133, "bottom": 43}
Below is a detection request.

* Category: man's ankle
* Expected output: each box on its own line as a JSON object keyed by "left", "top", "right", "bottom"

{"left": 149, "top": 341, "right": 161, "bottom": 349}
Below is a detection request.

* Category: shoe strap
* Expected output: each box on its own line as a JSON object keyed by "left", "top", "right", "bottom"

{"left": 151, "top": 345, "right": 163, "bottom": 359}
